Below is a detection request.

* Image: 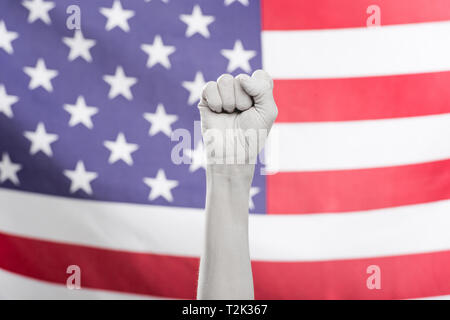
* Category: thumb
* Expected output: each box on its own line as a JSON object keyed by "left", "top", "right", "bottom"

{"left": 238, "top": 70, "right": 273, "bottom": 103}
{"left": 239, "top": 70, "right": 278, "bottom": 125}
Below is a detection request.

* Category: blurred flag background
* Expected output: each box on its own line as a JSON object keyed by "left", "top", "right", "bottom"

{"left": 0, "top": 0, "right": 450, "bottom": 299}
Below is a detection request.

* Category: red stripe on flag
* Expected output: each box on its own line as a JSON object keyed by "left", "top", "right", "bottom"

{"left": 0, "top": 231, "right": 198, "bottom": 299}
{"left": 1, "top": 231, "right": 450, "bottom": 299}
{"left": 253, "top": 250, "right": 450, "bottom": 299}
{"left": 273, "top": 72, "right": 450, "bottom": 122}
{"left": 267, "top": 159, "right": 450, "bottom": 214}
{"left": 262, "top": 0, "right": 450, "bottom": 30}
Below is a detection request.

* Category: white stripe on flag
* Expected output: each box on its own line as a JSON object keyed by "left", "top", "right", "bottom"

{"left": 266, "top": 113, "right": 450, "bottom": 172}
{"left": 262, "top": 21, "right": 450, "bottom": 79}
{"left": 1, "top": 189, "right": 450, "bottom": 261}
{"left": 0, "top": 268, "right": 159, "bottom": 300}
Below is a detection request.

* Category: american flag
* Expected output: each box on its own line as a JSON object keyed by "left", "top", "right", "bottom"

{"left": 0, "top": 0, "right": 450, "bottom": 299}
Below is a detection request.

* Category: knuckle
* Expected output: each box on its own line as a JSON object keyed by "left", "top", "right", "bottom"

{"left": 217, "top": 74, "right": 234, "bottom": 95}
{"left": 217, "top": 75, "right": 235, "bottom": 111}
{"left": 235, "top": 73, "right": 250, "bottom": 82}
{"left": 204, "top": 81, "right": 217, "bottom": 91}
{"left": 202, "top": 81, "right": 216, "bottom": 96}
{"left": 202, "top": 81, "right": 222, "bottom": 112}
{"left": 217, "top": 73, "right": 233, "bottom": 84}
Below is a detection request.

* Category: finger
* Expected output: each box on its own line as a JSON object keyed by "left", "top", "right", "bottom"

{"left": 202, "top": 81, "right": 222, "bottom": 113}
{"left": 234, "top": 75, "right": 253, "bottom": 111}
{"left": 217, "top": 74, "right": 235, "bottom": 113}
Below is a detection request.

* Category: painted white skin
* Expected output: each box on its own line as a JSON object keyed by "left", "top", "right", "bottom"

{"left": 196, "top": 70, "right": 278, "bottom": 300}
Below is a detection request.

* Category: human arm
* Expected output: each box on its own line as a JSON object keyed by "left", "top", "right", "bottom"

{"left": 196, "top": 70, "right": 278, "bottom": 300}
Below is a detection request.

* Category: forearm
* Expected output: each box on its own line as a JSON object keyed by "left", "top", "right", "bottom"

{"left": 197, "top": 164, "right": 255, "bottom": 300}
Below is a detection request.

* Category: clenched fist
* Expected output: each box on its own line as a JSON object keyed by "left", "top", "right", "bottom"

{"left": 198, "top": 69, "right": 278, "bottom": 165}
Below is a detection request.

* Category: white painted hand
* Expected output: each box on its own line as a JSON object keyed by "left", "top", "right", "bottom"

{"left": 198, "top": 70, "right": 278, "bottom": 165}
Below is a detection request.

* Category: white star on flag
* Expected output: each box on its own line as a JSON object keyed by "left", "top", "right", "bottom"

{"left": 0, "top": 84, "right": 19, "bottom": 118}
{"left": 100, "top": 0, "right": 135, "bottom": 32}
{"left": 225, "top": 0, "right": 249, "bottom": 6}
{"left": 249, "top": 186, "right": 260, "bottom": 210}
{"left": 104, "top": 132, "right": 139, "bottom": 166}
{"left": 24, "top": 122, "right": 59, "bottom": 157}
{"left": 180, "top": 5, "right": 215, "bottom": 38}
{"left": 62, "top": 30, "right": 96, "bottom": 62}
{"left": 22, "top": 0, "right": 55, "bottom": 25}
{"left": 64, "top": 96, "right": 99, "bottom": 129}
{"left": 0, "top": 20, "right": 19, "bottom": 54}
{"left": 182, "top": 71, "right": 206, "bottom": 105}
{"left": 143, "top": 169, "right": 179, "bottom": 202}
{"left": 103, "top": 66, "right": 137, "bottom": 100}
{"left": 143, "top": 103, "right": 178, "bottom": 137}
{"left": 221, "top": 40, "right": 256, "bottom": 73}
{"left": 141, "top": 35, "right": 176, "bottom": 69}
{"left": 23, "top": 58, "right": 59, "bottom": 92}
{"left": 185, "top": 142, "right": 206, "bottom": 172}
{"left": 0, "top": 153, "right": 22, "bottom": 186}
{"left": 64, "top": 161, "right": 98, "bottom": 195}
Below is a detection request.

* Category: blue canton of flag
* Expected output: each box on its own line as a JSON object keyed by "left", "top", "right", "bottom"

{"left": 0, "top": 0, "right": 265, "bottom": 212}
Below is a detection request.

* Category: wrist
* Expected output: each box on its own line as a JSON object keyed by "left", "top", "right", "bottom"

{"left": 206, "top": 164, "right": 255, "bottom": 180}
{"left": 205, "top": 164, "right": 254, "bottom": 225}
